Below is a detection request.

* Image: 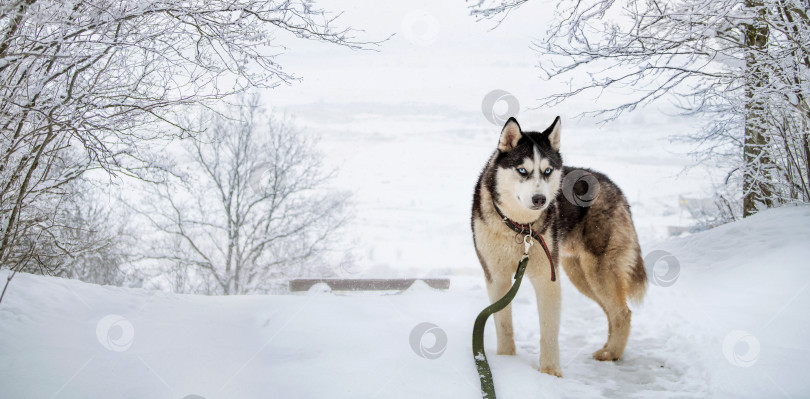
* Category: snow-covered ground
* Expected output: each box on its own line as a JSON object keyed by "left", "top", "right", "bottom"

{"left": 1, "top": 205, "right": 808, "bottom": 398}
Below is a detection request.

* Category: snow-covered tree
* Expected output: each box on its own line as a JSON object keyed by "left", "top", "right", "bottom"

{"left": 135, "top": 95, "right": 347, "bottom": 295}
{"left": 52, "top": 178, "right": 132, "bottom": 286}
{"left": 0, "top": 0, "right": 368, "bottom": 273}
{"left": 470, "top": 0, "right": 810, "bottom": 218}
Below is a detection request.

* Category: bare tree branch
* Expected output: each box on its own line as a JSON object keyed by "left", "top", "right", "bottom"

{"left": 471, "top": 0, "right": 810, "bottom": 217}
{"left": 0, "top": 0, "right": 374, "bottom": 274}
{"left": 132, "top": 95, "right": 347, "bottom": 294}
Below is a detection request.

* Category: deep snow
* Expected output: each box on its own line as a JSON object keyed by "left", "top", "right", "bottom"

{"left": 1, "top": 205, "right": 809, "bottom": 398}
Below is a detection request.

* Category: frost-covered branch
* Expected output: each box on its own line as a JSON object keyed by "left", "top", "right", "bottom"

{"left": 471, "top": 0, "right": 810, "bottom": 217}
{"left": 0, "top": 0, "right": 370, "bottom": 273}
{"left": 132, "top": 96, "right": 347, "bottom": 294}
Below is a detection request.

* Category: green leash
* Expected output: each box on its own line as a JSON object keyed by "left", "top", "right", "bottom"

{"left": 472, "top": 223, "right": 555, "bottom": 399}
{"left": 472, "top": 253, "right": 529, "bottom": 399}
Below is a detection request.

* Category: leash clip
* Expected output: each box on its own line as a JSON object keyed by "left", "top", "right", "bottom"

{"left": 523, "top": 234, "right": 533, "bottom": 255}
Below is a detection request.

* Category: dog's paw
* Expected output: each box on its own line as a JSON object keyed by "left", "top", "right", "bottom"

{"left": 539, "top": 365, "right": 563, "bottom": 377}
{"left": 592, "top": 348, "right": 620, "bottom": 361}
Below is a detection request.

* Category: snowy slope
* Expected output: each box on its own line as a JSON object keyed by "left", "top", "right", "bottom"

{"left": 1, "top": 205, "right": 809, "bottom": 399}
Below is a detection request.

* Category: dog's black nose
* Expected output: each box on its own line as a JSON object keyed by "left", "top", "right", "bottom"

{"left": 532, "top": 194, "right": 546, "bottom": 207}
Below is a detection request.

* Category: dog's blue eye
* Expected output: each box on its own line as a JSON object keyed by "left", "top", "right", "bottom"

{"left": 517, "top": 168, "right": 527, "bottom": 176}
{"left": 544, "top": 168, "right": 553, "bottom": 175}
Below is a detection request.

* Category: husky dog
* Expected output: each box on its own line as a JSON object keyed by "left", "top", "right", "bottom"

{"left": 471, "top": 117, "right": 647, "bottom": 377}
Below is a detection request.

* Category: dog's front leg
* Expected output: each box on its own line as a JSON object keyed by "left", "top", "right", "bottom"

{"left": 531, "top": 272, "right": 562, "bottom": 377}
{"left": 485, "top": 275, "right": 516, "bottom": 355}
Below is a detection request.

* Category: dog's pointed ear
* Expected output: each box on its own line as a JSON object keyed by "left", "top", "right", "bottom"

{"left": 547, "top": 116, "right": 561, "bottom": 151}
{"left": 498, "top": 117, "right": 522, "bottom": 152}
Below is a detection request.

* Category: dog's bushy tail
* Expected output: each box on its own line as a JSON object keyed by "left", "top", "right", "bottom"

{"left": 628, "top": 252, "right": 648, "bottom": 306}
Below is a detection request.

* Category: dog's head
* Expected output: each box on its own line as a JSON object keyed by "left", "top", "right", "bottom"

{"left": 492, "top": 117, "right": 563, "bottom": 221}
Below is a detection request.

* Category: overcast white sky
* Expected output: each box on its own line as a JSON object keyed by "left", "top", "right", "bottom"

{"left": 265, "top": 0, "right": 563, "bottom": 116}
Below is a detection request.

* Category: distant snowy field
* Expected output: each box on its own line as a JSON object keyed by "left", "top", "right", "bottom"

{"left": 1, "top": 206, "right": 808, "bottom": 398}
{"left": 279, "top": 102, "right": 719, "bottom": 278}
{"left": 255, "top": 0, "right": 725, "bottom": 279}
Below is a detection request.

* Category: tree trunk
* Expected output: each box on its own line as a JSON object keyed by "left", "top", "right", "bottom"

{"left": 743, "top": 0, "right": 774, "bottom": 217}
{"left": 804, "top": 133, "right": 810, "bottom": 199}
